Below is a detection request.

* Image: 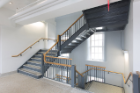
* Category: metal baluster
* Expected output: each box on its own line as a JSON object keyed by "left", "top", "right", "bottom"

{"left": 90, "top": 67, "right": 91, "bottom": 82}
{"left": 47, "top": 64, "right": 48, "bottom": 78}
{"left": 87, "top": 66, "right": 88, "bottom": 82}
{"left": 53, "top": 65, "right": 54, "bottom": 80}
{"left": 75, "top": 23, "right": 76, "bottom": 33}
{"left": 96, "top": 67, "right": 97, "bottom": 81}
{"left": 66, "top": 31, "right": 68, "bottom": 40}
{"left": 79, "top": 20, "right": 80, "bottom": 29}
{"left": 65, "top": 33, "right": 66, "bottom": 42}
{"left": 104, "top": 68, "right": 105, "bottom": 83}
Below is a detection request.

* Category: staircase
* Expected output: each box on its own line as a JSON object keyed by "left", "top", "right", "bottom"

{"left": 17, "top": 0, "right": 130, "bottom": 81}
{"left": 18, "top": 49, "right": 58, "bottom": 79}
{"left": 60, "top": 0, "right": 130, "bottom": 53}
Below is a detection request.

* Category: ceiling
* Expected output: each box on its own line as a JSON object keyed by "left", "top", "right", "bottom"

{"left": 8, "top": 0, "right": 121, "bottom": 25}
{"left": 3, "top": 0, "right": 38, "bottom": 12}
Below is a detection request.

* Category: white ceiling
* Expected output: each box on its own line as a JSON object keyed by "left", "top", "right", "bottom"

{"left": 3, "top": 0, "right": 38, "bottom": 12}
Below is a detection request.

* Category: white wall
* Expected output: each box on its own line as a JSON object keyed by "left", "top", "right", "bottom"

{"left": 133, "top": 0, "right": 140, "bottom": 73}
{"left": 0, "top": 8, "right": 46, "bottom": 74}
{"left": 0, "top": 26, "right": 2, "bottom": 74}
{"left": 45, "top": 19, "right": 56, "bottom": 49}
{"left": 122, "top": 1, "right": 133, "bottom": 93}
{"left": 55, "top": 11, "right": 125, "bottom": 87}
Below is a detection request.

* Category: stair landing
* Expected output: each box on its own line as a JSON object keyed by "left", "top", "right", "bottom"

{"left": 87, "top": 82, "right": 124, "bottom": 93}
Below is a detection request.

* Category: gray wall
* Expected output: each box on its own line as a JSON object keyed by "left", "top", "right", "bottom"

{"left": 55, "top": 11, "right": 83, "bottom": 37}
{"left": 122, "top": 1, "right": 133, "bottom": 93}
{"left": 70, "top": 31, "right": 125, "bottom": 87}
{"left": 55, "top": 11, "right": 125, "bottom": 87}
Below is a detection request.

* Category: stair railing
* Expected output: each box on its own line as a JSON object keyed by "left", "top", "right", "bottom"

{"left": 75, "top": 68, "right": 85, "bottom": 89}
{"left": 43, "top": 35, "right": 74, "bottom": 85}
{"left": 82, "top": 64, "right": 106, "bottom": 83}
{"left": 60, "top": 14, "right": 85, "bottom": 45}
{"left": 81, "top": 64, "right": 134, "bottom": 87}
{"left": 12, "top": 38, "right": 56, "bottom": 57}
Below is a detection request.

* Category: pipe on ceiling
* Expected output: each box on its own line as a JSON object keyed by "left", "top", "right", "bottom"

{"left": 0, "top": 0, "right": 11, "bottom": 8}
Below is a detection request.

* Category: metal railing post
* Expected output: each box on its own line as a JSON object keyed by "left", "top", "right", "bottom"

{"left": 133, "top": 74, "right": 139, "bottom": 93}
{"left": 41, "top": 53, "right": 44, "bottom": 77}
{"left": 71, "top": 65, "right": 76, "bottom": 87}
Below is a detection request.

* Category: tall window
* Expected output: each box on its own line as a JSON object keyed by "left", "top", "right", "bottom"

{"left": 90, "top": 33, "right": 104, "bottom": 61}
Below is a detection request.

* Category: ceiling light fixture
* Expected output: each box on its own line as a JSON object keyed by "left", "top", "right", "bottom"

{"left": 96, "top": 27, "right": 103, "bottom": 30}
{"left": 9, "top": 2, "right": 12, "bottom": 5}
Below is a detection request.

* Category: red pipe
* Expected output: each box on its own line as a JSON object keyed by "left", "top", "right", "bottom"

{"left": 108, "top": 0, "right": 110, "bottom": 11}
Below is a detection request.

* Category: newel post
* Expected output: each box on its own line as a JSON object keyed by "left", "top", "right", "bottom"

{"left": 71, "top": 65, "right": 76, "bottom": 87}
{"left": 41, "top": 53, "right": 45, "bottom": 77}
{"left": 57, "top": 35, "right": 61, "bottom": 56}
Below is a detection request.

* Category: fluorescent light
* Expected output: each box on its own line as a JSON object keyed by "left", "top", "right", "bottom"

{"left": 30, "top": 22, "right": 44, "bottom": 27}
{"left": 9, "top": 2, "right": 12, "bottom": 4}
{"left": 123, "top": 51, "right": 129, "bottom": 62}
{"left": 96, "top": 27, "right": 103, "bottom": 30}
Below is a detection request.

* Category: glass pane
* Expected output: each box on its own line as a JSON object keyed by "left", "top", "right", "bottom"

{"left": 91, "top": 47, "right": 95, "bottom": 53}
{"left": 98, "top": 54, "right": 103, "bottom": 60}
{"left": 95, "top": 34, "right": 99, "bottom": 40}
{"left": 95, "top": 41, "right": 99, "bottom": 46}
{"left": 95, "top": 47, "right": 99, "bottom": 53}
{"left": 91, "top": 41, "right": 95, "bottom": 46}
{"left": 91, "top": 35, "right": 95, "bottom": 40}
{"left": 98, "top": 47, "right": 102, "bottom": 53}
{"left": 98, "top": 41, "right": 102, "bottom": 46}
{"left": 95, "top": 54, "right": 99, "bottom": 60}
{"left": 91, "top": 53, "right": 95, "bottom": 60}
{"left": 98, "top": 34, "right": 103, "bottom": 40}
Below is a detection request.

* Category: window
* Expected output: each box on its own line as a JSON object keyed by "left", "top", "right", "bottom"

{"left": 90, "top": 33, "right": 104, "bottom": 61}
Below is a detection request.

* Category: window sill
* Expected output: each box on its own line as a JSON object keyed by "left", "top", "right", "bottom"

{"left": 87, "top": 60, "right": 104, "bottom": 62}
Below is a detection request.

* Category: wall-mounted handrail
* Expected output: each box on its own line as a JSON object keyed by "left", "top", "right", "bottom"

{"left": 12, "top": 38, "right": 56, "bottom": 57}
{"left": 60, "top": 14, "right": 84, "bottom": 36}
{"left": 123, "top": 72, "right": 133, "bottom": 84}
{"left": 76, "top": 69, "right": 83, "bottom": 77}
{"left": 85, "top": 64, "right": 106, "bottom": 69}
{"left": 83, "top": 64, "right": 133, "bottom": 84}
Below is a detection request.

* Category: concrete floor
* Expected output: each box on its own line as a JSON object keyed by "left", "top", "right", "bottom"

{"left": 0, "top": 73, "right": 90, "bottom": 93}
{"left": 88, "top": 82, "right": 124, "bottom": 93}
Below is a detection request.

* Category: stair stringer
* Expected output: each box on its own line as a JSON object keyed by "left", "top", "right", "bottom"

{"left": 61, "top": 24, "right": 89, "bottom": 53}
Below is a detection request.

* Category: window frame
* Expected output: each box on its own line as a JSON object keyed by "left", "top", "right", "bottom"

{"left": 89, "top": 32, "right": 105, "bottom": 62}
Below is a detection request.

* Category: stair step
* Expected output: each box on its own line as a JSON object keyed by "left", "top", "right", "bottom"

{"left": 23, "top": 64, "right": 41, "bottom": 70}
{"left": 40, "top": 49, "right": 48, "bottom": 51}
{"left": 65, "top": 46, "right": 75, "bottom": 49}
{"left": 38, "top": 52, "right": 57, "bottom": 54}
{"left": 68, "top": 43, "right": 77, "bottom": 46}
{"left": 27, "top": 61, "right": 41, "bottom": 65}
{"left": 72, "top": 40, "right": 81, "bottom": 43}
{"left": 75, "top": 37, "right": 83, "bottom": 41}
{"left": 18, "top": 68, "right": 42, "bottom": 77}
{"left": 31, "top": 58, "right": 41, "bottom": 60}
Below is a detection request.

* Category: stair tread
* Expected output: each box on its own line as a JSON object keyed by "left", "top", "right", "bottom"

{"left": 31, "top": 58, "right": 41, "bottom": 60}
{"left": 38, "top": 52, "right": 57, "bottom": 54}
{"left": 28, "top": 61, "right": 41, "bottom": 64}
{"left": 23, "top": 64, "right": 41, "bottom": 69}
{"left": 19, "top": 68, "right": 42, "bottom": 76}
